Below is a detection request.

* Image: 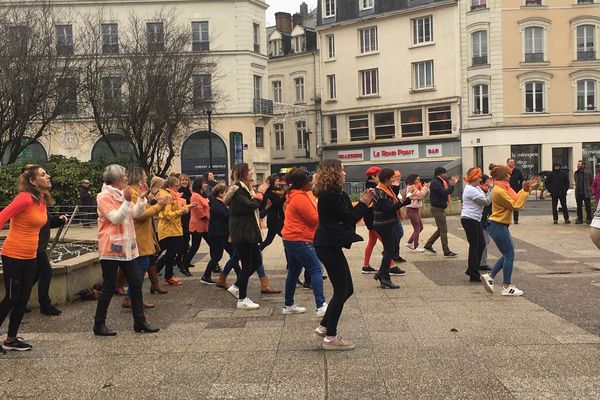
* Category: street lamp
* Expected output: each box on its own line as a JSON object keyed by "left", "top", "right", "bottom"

{"left": 203, "top": 100, "right": 217, "bottom": 171}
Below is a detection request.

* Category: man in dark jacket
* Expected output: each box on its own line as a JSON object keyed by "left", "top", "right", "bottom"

{"left": 508, "top": 158, "right": 524, "bottom": 224}
{"left": 79, "top": 179, "right": 96, "bottom": 227}
{"left": 574, "top": 160, "right": 594, "bottom": 224}
{"left": 36, "top": 211, "right": 67, "bottom": 315}
{"left": 424, "top": 167, "right": 459, "bottom": 257}
{"left": 545, "top": 163, "right": 570, "bottom": 224}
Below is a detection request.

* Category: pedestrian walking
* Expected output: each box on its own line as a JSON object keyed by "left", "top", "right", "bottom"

{"left": 0, "top": 165, "right": 52, "bottom": 352}
{"left": 93, "top": 164, "right": 159, "bottom": 336}
{"left": 79, "top": 179, "right": 96, "bottom": 227}
{"left": 507, "top": 158, "right": 524, "bottom": 224}
{"left": 423, "top": 167, "right": 459, "bottom": 257}
{"left": 205, "top": 171, "right": 218, "bottom": 198}
{"left": 176, "top": 174, "right": 192, "bottom": 271}
{"left": 574, "top": 160, "right": 594, "bottom": 224}
{"left": 480, "top": 163, "right": 538, "bottom": 296}
{"left": 312, "top": 160, "right": 374, "bottom": 351}
{"left": 362, "top": 166, "right": 383, "bottom": 274}
{"left": 460, "top": 167, "right": 493, "bottom": 282}
{"left": 259, "top": 175, "right": 285, "bottom": 252}
{"left": 405, "top": 174, "right": 429, "bottom": 252}
{"left": 545, "top": 163, "right": 571, "bottom": 224}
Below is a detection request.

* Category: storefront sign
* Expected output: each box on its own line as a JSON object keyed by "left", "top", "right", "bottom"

{"left": 337, "top": 149, "right": 364, "bottom": 161}
{"left": 371, "top": 145, "right": 419, "bottom": 161}
{"left": 511, "top": 144, "right": 540, "bottom": 179}
{"left": 425, "top": 145, "right": 443, "bottom": 158}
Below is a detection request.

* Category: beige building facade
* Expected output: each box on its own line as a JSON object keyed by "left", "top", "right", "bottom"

{"left": 461, "top": 0, "right": 600, "bottom": 180}
{"left": 316, "top": 0, "right": 462, "bottom": 183}
{"left": 4, "top": 0, "right": 272, "bottom": 181}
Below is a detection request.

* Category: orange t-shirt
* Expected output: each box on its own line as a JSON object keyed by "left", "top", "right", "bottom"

{"left": 282, "top": 190, "right": 318, "bottom": 243}
{"left": 0, "top": 192, "right": 47, "bottom": 260}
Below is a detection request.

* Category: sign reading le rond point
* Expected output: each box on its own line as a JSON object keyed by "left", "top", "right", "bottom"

{"left": 371, "top": 145, "right": 419, "bottom": 161}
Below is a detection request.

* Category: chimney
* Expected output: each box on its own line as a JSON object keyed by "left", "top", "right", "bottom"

{"left": 292, "top": 12, "right": 303, "bottom": 28}
{"left": 275, "top": 12, "right": 292, "bottom": 33}
{"left": 300, "top": 2, "right": 309, "bottom": 19}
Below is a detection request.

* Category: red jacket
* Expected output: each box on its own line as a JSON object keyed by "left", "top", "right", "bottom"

{"left": 282, "top": 189, "right": 318, "bottom": 243}
{"left": 189, "top": 192, "right": 210, "bottom": 233}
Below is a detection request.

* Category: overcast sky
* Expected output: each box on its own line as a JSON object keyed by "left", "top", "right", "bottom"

{"left": 266, "top": 0, "right": 317, "bottom": 26}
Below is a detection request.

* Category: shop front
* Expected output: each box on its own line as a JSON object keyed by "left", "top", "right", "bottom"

{"left": 270, "top": 161, "right": 319, "bottom": 177}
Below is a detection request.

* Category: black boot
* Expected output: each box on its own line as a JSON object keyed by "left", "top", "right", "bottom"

{"left": 134, "top": 321, "right": 160, "bottom": 333}
{"left": 379, "top": 277, "right": 400, "bottom": 289}
{"left": 93, "top": 323, "right": 117, "bottom": 336}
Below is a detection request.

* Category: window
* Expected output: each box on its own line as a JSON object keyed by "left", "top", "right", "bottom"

{"left": 327, "top": 34, "right": 336, "bottom": 59}
{"left": 428, "top": 106, "right": 452, "bottom": 135}
{"left": 473, "top": 84, "right": 489, "bottom": 115}
{"left": 55, "top": 25, "right": 73, "bottom": 56}
{"left": 58, "top": 78, "right": 77, "bottom": 115}
{"left": 374, "top": 112, "right": 395, "bottom": 139}
{"left": 474, "top": 147, "right": 484, "bottom": 169}
{"left": 293, "top": 35, "right": 305, "bottom": 53}
{"left": 193, "top": 74, "right": 212, "bottom": 107}
{"left": 472, "top": 31, "right": 488, "bottom": 65}
{"left": 359, "top": 69, "right": 378, "bottom": 96}
{"left": 412, "top": 16, "right": 433, "bottom": 45}
{"left": 274, "top": 123, "right": 284, "bottom": 150}
{"left": 359, "top": 27, "right": 378, "bottom": 53}
{"left": 324, "top": 0, "right": 336, "bottom": 18}
{"left": 525, "top": 81, "right": 544, "bottom": 113}
{"left": 327, "top": 75, "right": 336, "bottom": 99}
{"left": 101, "top": 24, "right": 119, "bottom": 54}
{"left": 577, "top": 25, "right": 596, "bottom": 61}
{"left": 577, "top": 79, "right": 596, "bottom": 111}
{"left": 349, "top": 114, "right": 369, "bottom": 141}
{"left": 400, "top": 109, "right": 423, "bottom": 137}
{"left": 255, "top": 127, "right": 264, "bottom": 148}
{"left": 577, "top": 0, "right": 594, "bottom": 3}
{"left": 471, "top": 0, "right": 487, "bottom": 10}
{"left": 360, "top": 0, "right": 374, "bottom": 10}
{"left": 102, "top": 77, "right": 122, "bottom": 112}
{"left": 296, "top": 121, "right": 308, "bottom": 150}
{"left": 525, "top": 0, "right": 542, "bottom": 5}
{"left": 329, "top": 115, "right": 338, "bottom": 143}
{"left": 147, "top": 22, "right": 164, "bottom": 51}
{"left": 413, "top": 61, "right": 434, "bottom": 89}
{"left": 294, "top": 77, "right": 305, "bottom": 102}
{"left": 272, "top": 81, "right": 282, "bottom": 103}
{"left": 270, "top": 39, "right": 282, "bottom": 56}
{"left": 254, "top": 75, "right": 262, "bottom": 99}
{"left": 253, "top": 23, "right": 260, "bottom": 52}
{"left": 524, "top": 26, "right": 544, "bottom": 62}
{"left": 192, "top": 21, "right": 210, "bottom": 51}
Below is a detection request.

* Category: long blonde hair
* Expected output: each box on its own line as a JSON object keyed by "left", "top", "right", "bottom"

{"left": 313, "top": 159, "right": 344, "bottom": 195}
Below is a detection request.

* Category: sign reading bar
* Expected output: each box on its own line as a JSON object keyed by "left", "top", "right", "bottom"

{"left": 337, "top": 149, "right": 364, "bottom": 161}
{"left": 425, "top": 144, "right": 443, "bottom": 158}
{"left": 371, "top": 145, "right": 418, "bottom": 161}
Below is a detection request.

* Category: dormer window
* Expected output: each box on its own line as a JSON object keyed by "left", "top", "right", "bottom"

{"left": 270, "top": 39, "right": 283, "bottom": 56}
{"left": 293, "top": 35, "right": 305, "bottom": 53}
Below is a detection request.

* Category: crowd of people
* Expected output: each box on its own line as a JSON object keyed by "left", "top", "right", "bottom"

{"left": 0, "top": 156, "right": 598, "bottom": 353}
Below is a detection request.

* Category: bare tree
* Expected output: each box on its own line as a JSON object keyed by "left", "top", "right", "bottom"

{"left": 80, "top": 9, "right": 219, "bottom": 176}
{"left": 0, "top": 2, "right": 77, "bottom": 164}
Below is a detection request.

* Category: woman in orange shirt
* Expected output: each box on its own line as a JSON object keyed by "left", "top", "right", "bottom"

{"left": 0, "top": 165, "right": 51, "bottom": 352}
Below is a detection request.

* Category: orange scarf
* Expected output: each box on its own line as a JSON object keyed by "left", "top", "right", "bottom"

{"left": 377, "top": 182, "right": 403, "bottom": 219}
{"left": 494, "top": 180, "right": 519, "bottom": 201}
{"left": 439, "top": 177, "right": 452, "bottom": 204}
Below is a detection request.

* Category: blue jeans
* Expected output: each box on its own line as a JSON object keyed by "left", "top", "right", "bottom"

{"left": 393, "top": 221, "right": 404, "bottom": 258}
{"left": 488, "top": 221, "right": 515, "bottom": 285}
{"left": 127, "top": 256, "right": 151, "bottom": 297}
{"left": 283, "top": 240, "right": 326, "bottom": 309}
{"left": 222, "top": 247, "right": 265, "bottom": 277}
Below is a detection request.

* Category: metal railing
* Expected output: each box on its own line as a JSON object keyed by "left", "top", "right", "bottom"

{"left": 253, "top": 98, "right": 274, "bottom": 115}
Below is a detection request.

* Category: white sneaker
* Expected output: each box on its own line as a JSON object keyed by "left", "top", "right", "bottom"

{"left": 316, "top": 302, "right": 328, "bottom": 318}
{"left": 227, "top": 284, "right": 239, "bottom": 299}
{"left": 481, "top": 273, "right": 494, "bottom": 293}
{"left": 412, "top": 247, "right": 425, "bottom": 253}
{"left": 405, "top": 243, "right": 415, "bottom": 250}
{"left": 282, "top": 304, "right": 306, "bottom": 314}
{"left": 237, "top": 297, "right": 260, "bottom": 309}
{"left": 501, "top": 285, "right": 524, "bottom": 296}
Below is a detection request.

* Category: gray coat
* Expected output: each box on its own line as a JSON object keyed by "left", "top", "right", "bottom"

{"left": 574, "top": 169, "right": 594, "bottom": 198}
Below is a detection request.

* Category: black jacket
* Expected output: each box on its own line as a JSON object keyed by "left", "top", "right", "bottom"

{"left": 261, "top": 187, "right": 285, "bottom": 231}
{"left": 373, "top": 188, "right": 410, "bottom": 229}
{"left": 545, "top": 170, "right": 570, "bottom": 197}
{"left": 363, "top": 177, "right": 378, "bottom": 230}
{"left": 79, "top": 187, "right": 95, "bottom": 207}
{"left": 178, "top": 187, "right": 192, "bottom": 233}
{"left": 208, "top": 198, "right": 229, "bottom": 238}
{"left": 225, "top": 183, "right": 263, "bottom": 244}
{"left": 313, "top": 189, "right": 368, "bottom": 248}
{"left": 509, "top": 168, "right": 524, "bottom": 192}
{"left": 429, "top": 177, "right": 455, "bottom": 209}
{"left": 38, "top": 212, "right": 66, "bottom": 252}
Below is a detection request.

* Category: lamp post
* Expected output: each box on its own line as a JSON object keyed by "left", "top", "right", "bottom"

{"left": 204, "top": 100, "right": 216, "bottom": 171}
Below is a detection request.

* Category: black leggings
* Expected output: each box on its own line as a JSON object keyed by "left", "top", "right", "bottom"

{"left": 0, "top": 256, "right": 37, "bottom": 338}
{"left": 375, "top": 226, "right": 398, "bottom": 280}
{"left": 176, "top": 231, "right": 191, "bottom": 268}
{"left": 183, "top": 232, "right": 209, "bottom": 269}
{"left": 315, "top": 246, "right": 354, "bottom": 337}
{"left": 461, "top": 218, "right": 485, "bottom": 279}
{"left": 259, "top": 228, "right": 281, "bottom": 251}
{"left": 235, "top": 242, "right": 262, "bottom": 299}
{"left": 35, "top": 251, "right": 53, "bottom": 308}
{"left": 205, "top": 236, "right": 233, "bottom": 278}
{"left": 157, "top": 236, "right": 181, "bottom": 279}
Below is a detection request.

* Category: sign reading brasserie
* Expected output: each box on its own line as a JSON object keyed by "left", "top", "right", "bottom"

{"left": 371, "top": 145, "right": 419, "bottom": 161}
{"left": 337, "top": 149, "right": 364, "bottom": 161}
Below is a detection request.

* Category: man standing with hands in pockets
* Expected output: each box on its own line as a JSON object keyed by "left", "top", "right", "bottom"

{"left": 424, "top": 167, "right": 459, "bottom": 257}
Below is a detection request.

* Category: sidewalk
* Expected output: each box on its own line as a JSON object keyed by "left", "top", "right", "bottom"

{"left": 2, "top": 214, "right": 600, "bottom": 399}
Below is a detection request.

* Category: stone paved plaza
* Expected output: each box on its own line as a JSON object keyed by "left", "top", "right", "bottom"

{"left": 2, "top": 207, "right": 600, "bottom": 399}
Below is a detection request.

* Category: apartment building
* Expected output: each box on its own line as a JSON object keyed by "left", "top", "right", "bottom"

{"left": 2, "top": 0, "right": 272, "bottom": 181}
{"left": 267, "top": 5, "right": 322, "bottom": 175}
{"left": 317, "top": 0, "right": 462, "bottom": 183}
{"left": 461, "top": 0, "right": 600, "bottom": 179}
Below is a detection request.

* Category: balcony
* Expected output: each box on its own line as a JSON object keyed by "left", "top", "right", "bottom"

{"left": 525, "top": 0, "right": 542, "bottom": 5}
{"left": 253, "top": 98, "right": 273, "bottom": 115}
{"left": 577, "top": 50, "right": 596, "bottom": 61}
{"left": 470, "top": 0, "right": 487, "bottom": 10}
{"left": 272, "top": 148, "right": 286, "bottom": 159}
{"left": 524, "top": 52, "right": 544, "bottom": 63}
{"left": 472, "top": 55, "right": 488, "bottom": 66}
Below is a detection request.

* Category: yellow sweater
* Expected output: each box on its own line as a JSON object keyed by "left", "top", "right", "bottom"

{"left": 157, "top": 189, "right": 185, "bottom": 240}
{"left": 131, "top": 185, "right": 164, "bottom": 256}
{"left": 489, "top": 185, "right": 530, "bottom": 225}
